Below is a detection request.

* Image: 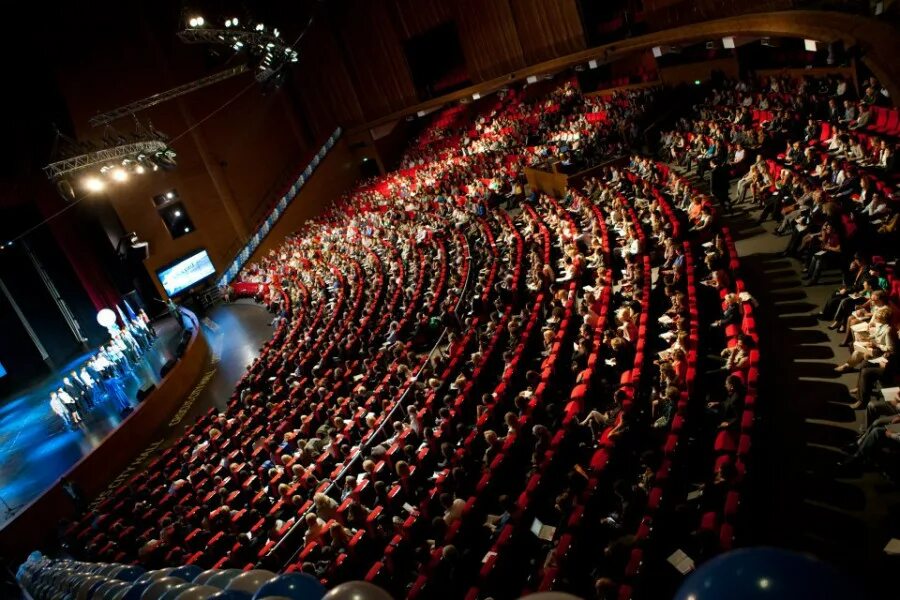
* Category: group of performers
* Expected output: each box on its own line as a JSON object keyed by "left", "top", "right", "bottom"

{"left": 49, "top": 311, "right": 157, "bottom": 431}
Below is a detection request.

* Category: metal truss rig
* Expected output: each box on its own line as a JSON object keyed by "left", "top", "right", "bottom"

{"left": 89, "top": 65, "right": 249, "bottom": 127}
{"left": 43, "top": 140, "right": 168, "bottom": 179}
{"left": 177, "top": 28, "right": 298, "bottom": 81}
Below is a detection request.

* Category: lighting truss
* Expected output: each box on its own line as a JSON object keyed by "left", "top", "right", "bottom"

{"left": 43, "top": 140, "right": 169, "bottom": 179}
{"left": 177, "top": 27, "right": 299, "bottom": 82}
{"left": 89, "top": 65, "right": 249, "bottom": 127}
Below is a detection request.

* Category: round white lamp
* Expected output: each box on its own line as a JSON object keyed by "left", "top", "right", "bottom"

{"left": 96, "top": 308, "right": 117, "bottom": 329}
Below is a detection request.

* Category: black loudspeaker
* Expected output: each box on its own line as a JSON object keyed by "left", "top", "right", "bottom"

{"left": 160, "top": 358, "right": 179, "bottom": 378}
{"left": 136, "top": 384, "right": 156, "bottom": 402}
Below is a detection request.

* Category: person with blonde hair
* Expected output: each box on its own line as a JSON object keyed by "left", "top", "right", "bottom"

{"left": 835, "top": 307, "right": 896, "bottom": 372}
{"left": 314, "top": 492, "right": 339, "bottom": 520}
{"left": 303, "top": 512, "right": 326, "bottom": 544}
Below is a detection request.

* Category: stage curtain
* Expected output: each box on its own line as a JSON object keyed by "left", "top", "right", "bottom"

{"left": 454, "top": 0, "right": 526, "bottom": 82}
{"left": 332, "top": 0, "right": 419, "bottom": 120}
{"left": 510, "top": 0, "right": 586, "bottom": 65}
{"left": 33, "top": 186, "right": 123, "bottom": 314}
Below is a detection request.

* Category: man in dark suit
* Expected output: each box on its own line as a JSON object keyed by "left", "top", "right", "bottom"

{"left": 68, "top": 370, "right": 93, "bottom": 408}
{"left": 63, "top": 377, "right": 90, "bottom": 413}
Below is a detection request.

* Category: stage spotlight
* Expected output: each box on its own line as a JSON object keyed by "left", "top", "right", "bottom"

{"left": 196, "top": 17, "right": 204, "bottom": 26}
{"left": 111, "top": 168, "right": 128, "bottom": 182}
{"left": 255, "top": 23, "right": 264, "bottom": 31}
{"left": 189, "top": 17, "right": 198, "bottom": 27}
{"left": 225, "top": 19, "right": 232, "bottom": 27}
{"left": 232, "top": 17, "right": 238, "bottom": 26}
{"left": 183, "top": 227, "right": 190, "bottom": 233}
{"left": 152, "top": 148, "right": 178, "bottom": 170}
{"left": 83, "top": 176, "right": 106, "bottom": 193}
{"left": 135, "top": 165, "right": 146, "bottom": 174}
{"left": 166, "top": 191, "right": 174, "bottom": 199}
{"left": 174, "top": 210, "right": 182, "bottom": 217}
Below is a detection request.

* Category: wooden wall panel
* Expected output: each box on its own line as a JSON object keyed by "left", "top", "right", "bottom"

{"left": 248, "top": 138, "right": 360, "bottom": 264}
{"left": 333, "top": 0, "right": 419, "bottom": 120}
{"left": 658, "top": 56, "right": 740, "bottom": 85}
{"left": 292, "top": 23, "right": 365, "bottom": 140}
{"left": 454, "top": 0, "right": 526, "bottom": 81}
{"left": 392, "top": 0, "right": 453, "bottom": 40}
{"left": 510, "top": 0, "right": 586, "bottom": 65}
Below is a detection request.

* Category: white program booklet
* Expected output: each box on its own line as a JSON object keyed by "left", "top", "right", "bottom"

{"left": 880, "top": 386, "right": 899, "bottom": 401}
{"left": 667, "top": 549, "right": 695, "bottom": 574}
{"left": 530, "top": 517, "right": 556, "bottom": 541}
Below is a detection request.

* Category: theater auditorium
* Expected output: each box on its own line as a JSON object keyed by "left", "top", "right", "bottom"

{"left": 2, "top": 1, "right": 900, "bottom": 599}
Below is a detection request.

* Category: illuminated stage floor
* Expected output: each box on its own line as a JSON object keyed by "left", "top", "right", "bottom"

{"left": 0, "top": 317, "right": 181, "bottom": 527}
{"left": 0, "top": 300, "right": 275, "bottom": 531}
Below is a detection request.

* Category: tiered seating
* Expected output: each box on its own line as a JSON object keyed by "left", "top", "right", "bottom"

{"left": 40, "top": 73, "right": 773, "bottom": 600}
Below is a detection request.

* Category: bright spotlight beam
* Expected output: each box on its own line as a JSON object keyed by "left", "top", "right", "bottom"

{"left": 83, "top": 177, "right": 106, "bottom": 192}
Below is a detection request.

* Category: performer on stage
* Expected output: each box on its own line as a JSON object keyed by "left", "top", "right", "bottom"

{"left": 139, "top": 309, "right": 157, "bottom": 338}
{"left": 67, "top": 371, "right": 93, "bottom": 409}
{"left": 106, "top": 376, "right": 132, "bottom": 413}
{"left": 74, "top": 369, "right": 98, "bottom": 407}
{"left": 50, "top": 392, "right": 72, "bottom": 430}
{"left": 62, "top": 377, "right": 89, "bottom": 415}
{"left": 55, "top": 388, "right": 82, "bottom": 426}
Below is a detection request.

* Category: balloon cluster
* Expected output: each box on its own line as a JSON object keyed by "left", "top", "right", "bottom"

{"left": 18, "top": 547, "right": 857, "bottom": 600}
{"left": 15, "top": 553, "right": 383, "bottom": 600}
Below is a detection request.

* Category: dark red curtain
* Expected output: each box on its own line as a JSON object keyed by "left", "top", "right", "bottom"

{"left": 33, "top": 185, "right": 123, "bottom": 313}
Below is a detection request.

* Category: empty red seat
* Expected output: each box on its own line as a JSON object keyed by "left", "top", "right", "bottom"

{"left": 724, "top": 491, "right": 740, "bottom": 519}
{"left": 624, "top": 548, "right": 643, "bottom": 577}
{"left": 714, "top": 430, "right": 738, "bottom": 453}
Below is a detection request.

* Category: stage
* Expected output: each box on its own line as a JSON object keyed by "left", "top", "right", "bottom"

{"left": 0, "top": 317, "right": 182, "bottom": 528}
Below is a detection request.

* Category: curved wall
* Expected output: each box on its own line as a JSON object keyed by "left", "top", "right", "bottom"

{"left": 352, "top": 10, "right": 900, "bottom": 133}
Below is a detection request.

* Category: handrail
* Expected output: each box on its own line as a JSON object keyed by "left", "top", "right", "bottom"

{"left": 218, "top": 127, "right": 342, "bottom": 288}
{"left": 272, "top": 229, "right": 473, "bottom": 568}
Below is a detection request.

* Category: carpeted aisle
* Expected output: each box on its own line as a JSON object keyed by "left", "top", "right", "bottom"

{"left": 679, "top": 164, "right": 900, "bottom": 592}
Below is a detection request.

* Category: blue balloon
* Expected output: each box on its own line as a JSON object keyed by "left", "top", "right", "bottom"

{"left": 205, "top": 570, "right": 243, "bottom": 590}
{"left": 169, "top": 567, "right": 202, "bottom": 583}
{"left": 116, "top": 567, "right": 148, "bottom": 583}
{"left": 209, "top": 591, "right": 253, "bottom": 600}
{"left": 252, "top": 573, "right": 325, "bottom": 600}
{"left": 159, "top": 582, "right": 196, "bottom": 600}
{"left": 86, "top": 578, "right": 109, "bottom": 598}
{"left": 123, "top": 581, "right": 151, "bottom": 600}
{"left": 674, "top": 548, "right": 854, "bottom": 600}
